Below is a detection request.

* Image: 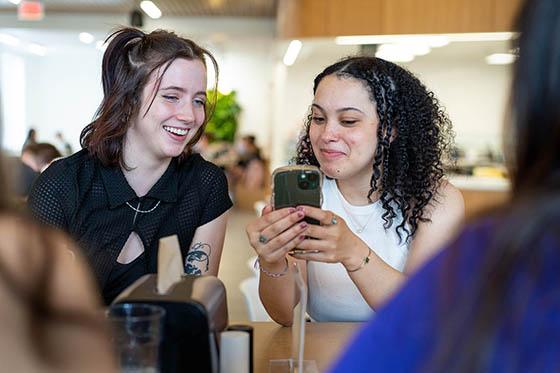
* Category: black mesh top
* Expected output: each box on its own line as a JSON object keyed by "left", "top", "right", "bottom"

{"left": 28, "top": 149, "right": 232, "bottom": 297}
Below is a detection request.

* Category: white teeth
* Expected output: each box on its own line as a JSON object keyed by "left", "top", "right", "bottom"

{"left": 163, "top": 126, "right": 188, "bottom": 136}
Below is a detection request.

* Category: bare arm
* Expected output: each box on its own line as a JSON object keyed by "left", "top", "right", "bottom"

{"left": 186, "top": 209, "right": 230, "bottom": 276}
{"left": 246, "top": 205, "right": 309, "bottom": 326}
{"left": 404, "top": 181, "right": 465, "bottom": 273}
{"left": 293, "top": 181, "right": 465, "bottom": 310}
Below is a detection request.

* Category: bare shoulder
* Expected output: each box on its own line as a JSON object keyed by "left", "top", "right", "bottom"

{"left": 429, "top": 180, "right": 465, "bottom": 219}
{"left": 405, "top": 181, "right": 465, "bottom": 273}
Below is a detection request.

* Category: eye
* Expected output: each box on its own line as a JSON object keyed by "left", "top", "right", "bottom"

{"left": 340, "top": 120, "right": 358, "bottom": 126}
{"left": 162, "top": 95, "right": 179, "bottom": 102}
{"left": 311, "top": 116, "right": 325, "bottom": 124}
{"left": 193, "top": 98, "right": 206, "bottom": 107}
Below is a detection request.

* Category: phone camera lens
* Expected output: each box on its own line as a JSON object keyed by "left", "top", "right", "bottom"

{"left": 307, "top": 173, "right": 318, "bottom": 182}
{"left": 299, "top": 180, "right": 309, "bottom": 189}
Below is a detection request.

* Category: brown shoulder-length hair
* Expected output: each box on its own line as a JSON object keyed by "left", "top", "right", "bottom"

{"left": 80, "top": 27, "right": 219, "bottom": 168}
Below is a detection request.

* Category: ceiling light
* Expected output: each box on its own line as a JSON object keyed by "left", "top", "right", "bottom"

{"left": 28, "top": 43, "right": 47, "bottom": 56}
{"left": 140, "top": 1, "right": 162, "bottom": 19}
{"left": 485, "top": 53, "right": 516, "bottom": 65}
{"left": 380, "top": 42, "right": 430, "bottom": 56}
{"left": 283, "top": 40, "right": 302, "bottom": 66}
{"left": 425, "top": 36, "right": 449, "bottom": 48}
{"left": 375, "top": 51, "right": 414, "bottom": 63}
{"left": 376, "top": 44, "right": 418, "bottom": 61}
{"left": 410, "top": 44, "right": 431, "bottom": 56}
{"left": 0, "top": 33, "right": 21, "bottom": 47}
{"left": 79, "top": 32, "right": 94, "bottom": 44}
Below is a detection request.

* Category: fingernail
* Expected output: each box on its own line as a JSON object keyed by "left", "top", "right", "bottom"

{"left": 288, "top": 207, "right": 296, "bottom": 213}
{"left": 297, "top": 211, "right": 304, "bottom": 217}
{"left": 300, "top": 222, "right": 307, "bottom": 228}
{"left": 299, "top": 235, "right": 306, "bottom": 240}
{"left": 296, "top": 206, "right": 304, "bottom": 211}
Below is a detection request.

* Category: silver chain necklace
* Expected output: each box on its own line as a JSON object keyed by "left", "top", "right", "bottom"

{"left": 336, "top": 189, "right": 376, "bottom": 234}
{"left": 125, "top": 200, "right": 161, "bottom": 213}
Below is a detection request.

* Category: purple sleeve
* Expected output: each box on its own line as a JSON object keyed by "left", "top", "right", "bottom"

{"left": 329, "top": 223, "right": 491, "bottom": 372}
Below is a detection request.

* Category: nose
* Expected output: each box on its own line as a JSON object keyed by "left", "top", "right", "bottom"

{"left": 318, "top": 121, "right": 339, "bottom": 143}
{"left": 176, "top": 102, "right": 195, "bottom": 123}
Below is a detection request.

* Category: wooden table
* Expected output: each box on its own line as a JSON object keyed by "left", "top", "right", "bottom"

{"left": 245, "top": 322, "right": 360, "bottom": 373}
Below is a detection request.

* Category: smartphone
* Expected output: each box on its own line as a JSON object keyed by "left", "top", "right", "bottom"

{"left": 271, "top": 165, "right": 322, "bottom": 224}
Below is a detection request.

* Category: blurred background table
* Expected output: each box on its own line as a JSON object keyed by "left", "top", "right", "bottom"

{"left": 246, "top": 322, "right": 360, "bottom": 372}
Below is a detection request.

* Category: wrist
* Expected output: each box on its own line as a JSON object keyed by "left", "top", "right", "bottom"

{"left": 255, "top": 257, "right": 290, "bottom": 278}
{"left": 342, "top": 242, "right": 368, "bottom": 269}
{"left": 258, "top": 257, "right": 288, "bottom": 272}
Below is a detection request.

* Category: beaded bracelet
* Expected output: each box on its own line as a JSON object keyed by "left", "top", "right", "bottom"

{"left": 254, "top": 257, "right": 289, "bottom": 278}
{"left": 346, "top": 249, "right": 372, "bottom": 273}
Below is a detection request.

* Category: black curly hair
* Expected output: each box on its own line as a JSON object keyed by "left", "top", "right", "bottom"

{"left": 295, "top": 56, "right": 453, "bottom": 242}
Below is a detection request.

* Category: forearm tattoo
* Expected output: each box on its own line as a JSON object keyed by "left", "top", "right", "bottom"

{"left": 185, "top": 242, "right": 212, "bottom": 275}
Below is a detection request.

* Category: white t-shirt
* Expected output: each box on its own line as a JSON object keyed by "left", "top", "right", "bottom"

{"left": 306, "top": 177, "right": 409, "bottom": 322}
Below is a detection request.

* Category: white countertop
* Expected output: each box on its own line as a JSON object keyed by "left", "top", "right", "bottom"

{"left": 448, "top": 175, "right": 510, "bottom": 191}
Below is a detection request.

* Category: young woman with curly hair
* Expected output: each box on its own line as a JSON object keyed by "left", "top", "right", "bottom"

{"left": 246, "top": 56, "right": 464, "bottom": 324}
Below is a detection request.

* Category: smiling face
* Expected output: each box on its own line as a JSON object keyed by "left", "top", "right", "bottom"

{"left": 126, "top": 58, "right": 207, "bottom": 164}
{"left": 309, "top": 74, "right": 380, "bottom": 185}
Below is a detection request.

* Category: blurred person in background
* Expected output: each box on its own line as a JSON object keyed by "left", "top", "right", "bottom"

{"left": 55, "top": 131, "right": 73, "bottom": 156}
{"left": 6, "top": 156, "right": 38, "bottom": 199}
{"left": 246, "top": 56, "right": 464, "bottom": 324}
{"left": 22, "top": 128, "right": 37, "bottom": 151}
{"left": 28, "top": 27, "right": 232, "bottom": 305}
{"left": 0, "top": 146, "right": 115, "bottom": 371}
{"left": 22, "top": 143, "right": 62, "bottom": 173}
{"left": 331, "top": 0, "right": 560, "bottom": 370}
{"left": 231, "top": 134, "right": 267, "bottom": 190}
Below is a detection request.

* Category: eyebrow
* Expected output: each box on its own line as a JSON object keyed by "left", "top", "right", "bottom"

{"left": 312, "top": 103, "right": 364, "bottom": 114}
{"left": 160, "top": 86, "right": 207, "bottom": 96}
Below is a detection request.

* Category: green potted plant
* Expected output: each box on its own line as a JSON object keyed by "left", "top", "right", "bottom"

{"left": 205, "top": 90, "right": 241, "bottom": 143}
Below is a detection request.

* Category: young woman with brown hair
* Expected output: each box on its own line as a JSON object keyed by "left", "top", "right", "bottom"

{"left": 28, "top": 28, "right": 232, "bottom": 304}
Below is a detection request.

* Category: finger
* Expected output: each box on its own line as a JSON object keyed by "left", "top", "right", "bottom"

{"left": 289, "top": 251, "right": 336, "bottom": 263}
{"left": 267, "top": 232, "right": 307, "bottom": 263}
{"left": 298, "top": 206, "right": 333, "bottom": 226}
{"left": 264, "top": 220, "right": 308, "bottom": 256}
{"left": 247, "top": 209, "right": 305, "bottom": 251}
{"left": 247, "top": 207, "right": 296, "bottom": 235}
{"left": 261, "top": 204, "right": 273, "bottom": 216}
{"left": 301, "top": 223, "right": 330, "bottom": 239}
{"left": 259, "top": 208, "right": 306, "bottom": 243}
{"left": 294, "top": 237, "right": 332, "bottom": 253}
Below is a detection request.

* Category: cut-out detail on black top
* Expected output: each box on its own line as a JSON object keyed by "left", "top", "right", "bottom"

{"left": 28, "top": 149, "right": 232, "bottom": 299}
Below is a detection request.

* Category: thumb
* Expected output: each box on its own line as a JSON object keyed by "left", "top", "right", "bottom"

{"left": 261, "top": 204, "right": 273, "bottom": 216}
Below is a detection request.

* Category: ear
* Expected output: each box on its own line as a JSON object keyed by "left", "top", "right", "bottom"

{"left": 389, "top": 126, "right": 398, "bottom": 143}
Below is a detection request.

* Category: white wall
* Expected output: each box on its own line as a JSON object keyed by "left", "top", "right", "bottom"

{"left": 271, "top": 40, "right": 511, "bottom": 168}
{"left": 0, "top": 15, "right": 276, "bottom": 155}
{"left": 0, "top": 52, "right": 26, "bottom": 153}
{"left": 25, "top": 46, "right": 103, "bottom": 152}
{"left": 409, "top": 58, "right": 510, "bottom": 155}
{"left": 0, "top": 13, "right": 511, "bottom": 168}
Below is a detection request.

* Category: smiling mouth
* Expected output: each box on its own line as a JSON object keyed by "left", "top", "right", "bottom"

{"left": 163, "top": 125, "right": 189, "bottom": 136}
{"left": 322, "top": 149, "right": 345, "bottom": 156}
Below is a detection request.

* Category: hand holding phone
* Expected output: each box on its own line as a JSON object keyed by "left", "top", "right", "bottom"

{"left": 272, "top": 165, "right": 322, "bottom": 225}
